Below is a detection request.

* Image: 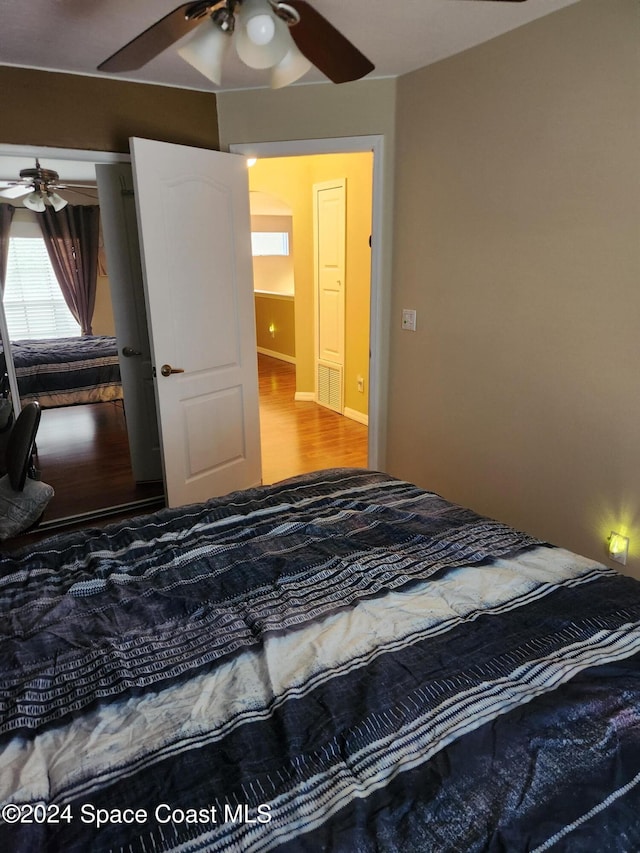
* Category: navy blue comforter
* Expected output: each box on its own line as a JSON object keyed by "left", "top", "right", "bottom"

{"left": 7, "top": 335, "right": 122, "bottom": 406}
{"left": 1, "top": 469, "right": 639, "bottom": 852}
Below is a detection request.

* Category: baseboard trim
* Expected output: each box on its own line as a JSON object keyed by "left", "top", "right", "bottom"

{"left": 291, "top": 395, "right": 368, "bottom": 425}
{"left": 344, "top": 407, "right": 369, "bottom": 426}
{"left": 257, "top": 347, "right": 296, "bottom": 365}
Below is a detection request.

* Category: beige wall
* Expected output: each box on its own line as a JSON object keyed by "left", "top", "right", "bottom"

{"left": 218, "top": 78, "right": 397, "bottom": 454}
{"left": 247, "top": 153, "right": 372, "bottom": 418}
{"left": 390, "top": 0, "right": 640, "bottom": 577}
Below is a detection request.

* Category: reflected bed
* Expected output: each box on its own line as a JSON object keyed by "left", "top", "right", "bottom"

{"left": 1, "top": 468, "right": 639, "bottom": 851}
{"left": 1, "top": 335, "right": 122, "bottom": 408}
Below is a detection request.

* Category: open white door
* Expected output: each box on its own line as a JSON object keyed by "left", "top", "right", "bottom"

{"left": 130, "top": 137, "right": 261, "bottom": 507}
{"left": 95, "top": 162, "right": 163, "bottom": 484}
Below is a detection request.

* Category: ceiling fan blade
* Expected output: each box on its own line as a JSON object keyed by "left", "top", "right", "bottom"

{"left": 56, "top": 184, "right": 99, "bottom": 191}
{"left": 98, "top": 2, "right": 218, "bottom": 72}
{"left": 285, "top": 1, "right": 374, "bottom": 84}
{"left": 0, "top": 185, "right": 31, "bottom": 199}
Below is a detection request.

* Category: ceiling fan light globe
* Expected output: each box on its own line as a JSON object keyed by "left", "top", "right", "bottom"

{"left": 23, "top": 191, "right": 46, "bottom": 213}
{"left": 271, "top": 39, "right": 312, "bottom": 88}
{"left": 48, "top": 192, "right": 68, "bottom": 212}
{"left": 235, "top": 0, "right": 289, "bottom": 69}
{"left": 246, "top": 14, "right": 275, "bottom": 46}
{"left": 177, "top": 18, "right": 229, "bottom": 85}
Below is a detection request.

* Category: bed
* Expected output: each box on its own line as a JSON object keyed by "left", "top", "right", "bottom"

{"left": 1, "top": 335, "right": 122, "bottom": 408}
{"left": 1, "top": 468, "right": 639, "bottom": 852}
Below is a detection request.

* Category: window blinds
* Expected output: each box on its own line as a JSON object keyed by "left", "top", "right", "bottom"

{"left": 4, "top": 237, "right": 81, "bottom": 340}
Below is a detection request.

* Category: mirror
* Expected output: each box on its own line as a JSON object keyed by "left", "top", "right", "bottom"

{"left": 0, "top": 146, "right": 165, "bottom": 529}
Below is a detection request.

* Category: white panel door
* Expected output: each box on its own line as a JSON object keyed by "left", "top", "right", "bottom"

{"left": 315, "top": 180, "right": 346, "bottom": 366}
{"left": 95, "top": 162, "right": 162, "bottom": 484}
{"left": 130, "top": 137, "right": 261, "bottom": 507}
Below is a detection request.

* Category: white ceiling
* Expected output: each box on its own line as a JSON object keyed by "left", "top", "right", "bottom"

{"left": 0, "top": 0, "right": 580, "bottom": 93}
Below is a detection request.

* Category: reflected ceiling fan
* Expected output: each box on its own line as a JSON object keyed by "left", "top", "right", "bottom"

{"left": 0, "top": 160, "right": 95, "bottom": 212}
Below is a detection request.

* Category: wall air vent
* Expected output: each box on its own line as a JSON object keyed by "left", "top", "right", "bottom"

{"left": 317, "top": 361, "right": 343, "bottom": 413}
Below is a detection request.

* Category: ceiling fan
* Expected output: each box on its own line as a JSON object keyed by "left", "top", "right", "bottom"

{"left": 98, "top": 0, "right": 528, "bottom": 89}
{"left": 0, "top": 160, "right": 95, "bottom": 212}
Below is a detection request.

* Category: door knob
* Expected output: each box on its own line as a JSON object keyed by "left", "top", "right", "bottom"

{"left": 122, "top": 346, "right": 142, "bottom": 357}
{"left": 160, "top": 364, "right": 185, "bottom": 377}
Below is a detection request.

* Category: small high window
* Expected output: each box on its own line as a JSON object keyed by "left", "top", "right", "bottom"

{"left": 251, "top": 232, "right": 290, "bottom": 257}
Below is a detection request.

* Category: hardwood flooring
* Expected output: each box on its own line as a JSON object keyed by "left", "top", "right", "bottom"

{"left": 1, "top": 354, "right": 368, "bottom": 549}
{"left": 33, "top": 401, "right": 164, "bottom": 525}
{"left": 258, "top": 354, "right": 368, "bottom": 484}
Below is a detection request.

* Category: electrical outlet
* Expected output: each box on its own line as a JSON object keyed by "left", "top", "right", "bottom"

{"left": 402, "top": 309, "right": 417, "bottom": 332}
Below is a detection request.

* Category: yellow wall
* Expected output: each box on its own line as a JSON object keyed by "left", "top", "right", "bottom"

{"left": 247, "top": 152, "right": 372, "bottom": 418}
{"left": 254, "top": 294, "right": 295, "bottom": 359}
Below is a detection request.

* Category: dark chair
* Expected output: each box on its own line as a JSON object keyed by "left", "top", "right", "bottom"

{"left": 6, "top": 402, "right": 41, "bottom": 491}
{"left": 0, "top": 401, "right": 54, "bottom": 541}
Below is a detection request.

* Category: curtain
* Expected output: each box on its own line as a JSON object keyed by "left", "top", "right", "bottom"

{"left": 38, "top": 205, "right": 100, "bottom": 336}
{"left": 0, "top": 204, "right": 16, "bottom": 294}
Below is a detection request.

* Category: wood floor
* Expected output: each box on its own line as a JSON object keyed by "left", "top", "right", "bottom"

{"left": 2, "top": 354, "right": 368, "bottom": 547}
{"left": 33, "top": 401, "right": 165, "bottom": 525}
{"left": 259, "top": 354, "right": 368, "bottom": 484}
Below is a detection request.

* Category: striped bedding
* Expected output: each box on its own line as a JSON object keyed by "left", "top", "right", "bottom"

{"left": 1, "top": 468, "right": 639, "bottom": 852}
{"left": 6, "top": 335, "right": 122, "bottom": 408}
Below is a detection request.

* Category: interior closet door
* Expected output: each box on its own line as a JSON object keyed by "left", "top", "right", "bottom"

{"left": 314, "top": 178, "right": 346, "bottom": 414}
{"left": 130, "top": 137, "right": 262, "bottom": 507}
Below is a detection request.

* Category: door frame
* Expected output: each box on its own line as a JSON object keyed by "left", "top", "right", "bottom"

{"left": 230, "top": 135, "right": 384, "bottom": 471}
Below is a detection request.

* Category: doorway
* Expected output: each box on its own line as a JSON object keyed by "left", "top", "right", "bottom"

{"left": 232, "top": 136, "right": 384, "bottom": 472}
{"left": 242, "top": 144, "right": 377, "bottom": 480}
